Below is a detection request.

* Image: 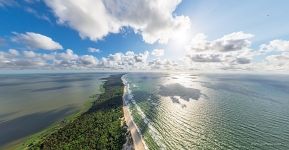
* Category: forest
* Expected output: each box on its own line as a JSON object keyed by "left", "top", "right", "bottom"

{"left": 26, "top": 74, "right": 128, "bottom": 149}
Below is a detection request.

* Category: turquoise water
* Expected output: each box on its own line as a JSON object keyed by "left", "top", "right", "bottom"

{"left": 0, "top": 73, "right": 110, "bottom": 147}
{"left": 123, "top": 73, "right": 289, "bottom": 149}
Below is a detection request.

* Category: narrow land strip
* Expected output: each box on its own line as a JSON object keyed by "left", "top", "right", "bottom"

{"left": 123, "top": 85, "right": 146, "bottom": 150}
{"left": 24, "top": 74, "right": 127, "bottom": 149}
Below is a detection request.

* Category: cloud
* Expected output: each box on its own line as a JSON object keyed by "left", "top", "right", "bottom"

{"left": 185, "top": 51, "right": 255, "bottom": 71}
{"left": 186, "top": 32, "right": 254, "bottom": 68}
{"left": 11, "top": 59, "right": 46, "bottom": 67}
{"left": 1, "top": 48, "right": 153, "bottom": 70}
{"left": 260, "top": 40, "right": 289, "bottom": 52}
{"left": 187, "top": 32, "right": 254, "bottom": 52}
{"left": 0, "top": 49, "right": 46, "bottom": 69}
{"left": 23, "top": 50, "right": 37, "bottom": 58}
{"left": 12, "top": 32, "right": 63, "bottom": 50}
{"left": 54, "top": 49, "right": 79, "bottom": 67}
{"left": 0, "top": 49, "right": 99, "bottom": 69}
{"left": 214, "top": 32, "right": 254, "bottom": 52}
{"left": 149, "top": 58, "right": 177, "bottom": 70}
{"left": 24, "top": 0, "right": 41, "bottom": 4}
{"left": 151, "top": 49, "right": 164, "bottom": 57}
{"left": 1, "top": 32, "right": 258, "bottom": 71}
{"left": 183, "top": 32, "right": 257, "bottom": 71}
{"left": 8, "top": 49, "right": 19, "bottom": 56}
{"left": 2, "top": 33, "right": 289, "bottom": 72}
{"left": 52, "top": 49, "right": 98, "bottom": 68}
{"left": 187, "top": 33, "right": 209, "bottom": 51}
{"left": 44, "top": 0, "right": 190, "bottom": 44}
{"left": 188, "top": 53, "right": 223, "bottom": 63}
{"left": 99, "top": 51, "right": 149, "bottom": 69}
{"left": 0, "top": 0, "right": 17, "bottom": 7}
{"left": 25, "top": 7, "right": 52, "bottom": 23}
{"left": 234, "top": 57, "right": 251, "bottom": 64}
{"left": 0, "top": 37, "right": 5, "bottom": 46}
{"left": 265, "top": 52, "right": 289, "bottom": 67}
{"left": 88, "top": 47, "right": 100, "bottom": 53}
{"left": 80, "top": 55, "right": 98, "bottom": 66}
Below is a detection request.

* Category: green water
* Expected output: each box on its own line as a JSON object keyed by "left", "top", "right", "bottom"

{"left": 123, "top": 73, "right": 289, "bottom": 150}
{"left": 0, "top": 73, "right": 110, "bottom": 147}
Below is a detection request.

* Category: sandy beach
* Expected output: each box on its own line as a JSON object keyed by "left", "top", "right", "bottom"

{"left": 123, "top": 88, "right": 146, "bottom": 150}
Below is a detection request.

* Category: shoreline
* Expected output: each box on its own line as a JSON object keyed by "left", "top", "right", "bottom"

{"left": 122, "top": 76, "right": 147, "bottom": 150}
{"left": 3, "top": 98, "right": 96, "bottom": 150}
{"left": 22, "top": 74, "right": 128, "bottom": 149}
{"left": 3, "top": 74, "right": 144, "bottom": 149}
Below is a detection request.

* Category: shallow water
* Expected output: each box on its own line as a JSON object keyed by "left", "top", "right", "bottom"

{"left": 0, "top": 73, "right": 110, "bottom": 147}
{"left": 123, "top": 73, "right": 289, "bottom": 149}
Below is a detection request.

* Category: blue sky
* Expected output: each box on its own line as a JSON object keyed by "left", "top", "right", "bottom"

{"left": 0, "top": 0, "right": 289, "bottom": 72}
{"left": 0, "top": 0, "right": 158, "bottom": 57}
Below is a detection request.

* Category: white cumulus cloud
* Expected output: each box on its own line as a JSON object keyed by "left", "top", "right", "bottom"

{"left": 184, "top": 32, "right": 257, "bottom": 71}
{"left": 88, "top": 47, "right": 100, "bottom": 53}
{"left": 80, "top": 55, "right": 98, "bottom": 66}
{"left": 260, "top": 40, "right": 289, "bottom": 52}
{"left": 99, "top": 51, "right": 149, "bottom": 70}
{"left": 44, "top": 0, "right": 190, "bottom": 44}
{"left": 265, "top": 52, "right": 289, "bottom": 68}
{"left": 188, "top": 53, "right": 223, "bottom": 63}
{"left": 187, "top": 32, "right": 254, "bottom": 52}
{"left": 12, "top": 32, "right": 63, "bottom": 50}
{"left": 151, "top": 49, "right": 164, "bottom": 57}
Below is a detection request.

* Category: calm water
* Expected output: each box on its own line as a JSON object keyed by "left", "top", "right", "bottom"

{"left": 123, "top": 73, "right": 289, "bottom": 149}
{"left": 0, "top": 73, "right": 110, "bottom": 147}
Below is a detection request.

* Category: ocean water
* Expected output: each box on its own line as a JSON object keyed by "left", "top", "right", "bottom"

{"left": 0, "top": 73, "right": 110, "bottom": 147}
{"left": 123, "top": 73, "right": 289, "bottom": 150}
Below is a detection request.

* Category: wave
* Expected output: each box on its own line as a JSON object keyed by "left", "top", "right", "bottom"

{"left": 121, "top": 75, "right": 149, "bottom": 150}
{"left": 122, "top": 75, "right": 169, "bottom": 149}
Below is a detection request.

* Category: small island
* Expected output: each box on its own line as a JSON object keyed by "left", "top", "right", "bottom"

{"left": 25, "top": 74, "right": 133, "bottom": 149}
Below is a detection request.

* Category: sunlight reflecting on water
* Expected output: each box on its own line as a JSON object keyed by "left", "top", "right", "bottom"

{"left": 124, "top": 73, "right": 289, "bottom": 149}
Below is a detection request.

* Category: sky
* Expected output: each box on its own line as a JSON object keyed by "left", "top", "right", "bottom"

{"left": 0, "top": 0, "right": 289, "bottom": 72}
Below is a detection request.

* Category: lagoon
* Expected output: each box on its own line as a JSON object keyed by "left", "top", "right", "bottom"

{"left": 0, "top": 73, "right": 110, "bottom": 148}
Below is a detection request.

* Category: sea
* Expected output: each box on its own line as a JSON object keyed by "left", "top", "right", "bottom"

{"left": 122, "top": 73, "right": 289, "bottom": 150}
{"left": 0, "top": 72, "right": 110, "bottom": 148}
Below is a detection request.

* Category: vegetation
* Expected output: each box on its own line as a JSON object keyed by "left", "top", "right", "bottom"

{"left": 26, "top": 74, "right": 127, "bottom": 150}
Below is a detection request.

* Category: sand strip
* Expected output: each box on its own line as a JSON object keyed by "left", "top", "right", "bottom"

{"left": 123, "top": 88, "right": 146, "bottom": 150}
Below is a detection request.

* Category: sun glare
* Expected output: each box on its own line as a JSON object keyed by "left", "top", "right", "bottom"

{"left": 164, "top": 27, "right": 193, "bottom": 60}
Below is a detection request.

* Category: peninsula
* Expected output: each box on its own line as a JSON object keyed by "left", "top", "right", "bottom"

{"left": 25, "top": 74, "right": 130, "bottom": 149}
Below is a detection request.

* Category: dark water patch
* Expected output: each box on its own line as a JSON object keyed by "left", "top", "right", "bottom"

{"left": 0, "top": 82, "right": 28, "bottom": 87}
{"left": 0, "top": 73, "right": 109, "bottom": 87}
{"left": 29, "top": 77, "right": 94, "bottom": 84}
{"left": 159, "top": 83, "right": 201, "bottom": 101}
{"left": 209, "top": 75, "right": 289, "bottom": 94}
{"left": 0, "top": 111, "right": 18, "bottom": 119}
{"left": 48, "top": 78, "right": 93, "bottom": 83}
{"left": 244, "top": 78, "right": 289, "bottom": 94}
{"left": 0, "top": 73, "right": 109, "bottom": 148}
{"left": 78, "top": 84, "right": 93, "bottom": 88}
{"left": 0, "top": 78, "right": 92, "bottom": 87}
{"left": 30, "top": 86, "right": 70, "bottom": 92}
{"left": 0, "top": 107, "right": 76, "bottom": 147}
{"left": 171, "top": 96, "right": 180, "bottom": 103}
{"left": 202, "top": 82, "right": 281, "bottom": 104}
